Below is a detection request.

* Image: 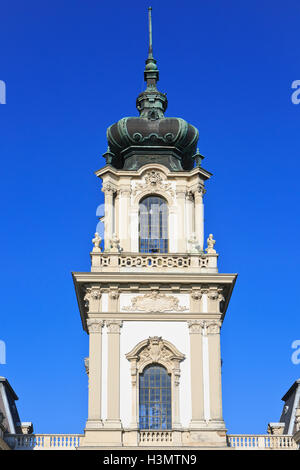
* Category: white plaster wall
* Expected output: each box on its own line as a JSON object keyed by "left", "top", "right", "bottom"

{"left": 101, "top": 293, "right": 108, "bottom": 313}
{"left": 119, "top": 321, "right": 191, "bottom": 428}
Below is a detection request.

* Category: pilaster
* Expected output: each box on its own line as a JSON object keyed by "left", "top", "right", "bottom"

{"left": 102, "top": 183, "right": 115, "bottom": 251}
{"left": 194, "top": 184, "right": 205, "bottom": 251}
{"left": 175, "top": 187, "right": 186, "bottom": 252}
{"left": 85, "top": 318, "right": 104, "bottom": 429}
{"left": 206, "top": 320, "right": 225, "bottom": 426}
{"left": 172, "top": 364, "right": 182, "bottom": 430}
{"left": 105, "top": 320, "right": 123, "bottom": 430}
{"left": 186, "top": 191, "right": 195, "bottom": 248}
{"left": 118, "top": 186, "right": 131, "bottom": 252}
{"left": 187, "top": 320, "right": 206, "bottom": 427}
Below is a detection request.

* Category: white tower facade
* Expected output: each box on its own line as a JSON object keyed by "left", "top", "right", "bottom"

{"left": 73, "top": 9, "right": 237, "bottom": 449}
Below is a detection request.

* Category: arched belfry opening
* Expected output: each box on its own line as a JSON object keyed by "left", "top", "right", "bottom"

{"left": 139, "top": 195, "right": 168, "bottom": 254}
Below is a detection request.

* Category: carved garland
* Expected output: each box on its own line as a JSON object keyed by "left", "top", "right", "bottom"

{"left": 132, "top": 170, "right": 175, "bottom": 199}
{"left": 122, "top": 291, "right": 187, "bottom": 313}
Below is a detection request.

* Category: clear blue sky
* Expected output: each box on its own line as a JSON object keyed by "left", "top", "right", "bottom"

{"left": 0, "top": 0, "right": 300, "bottom": 435}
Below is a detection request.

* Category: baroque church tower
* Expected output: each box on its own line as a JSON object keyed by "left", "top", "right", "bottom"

{"left": 73, "top": 8, "right": 237, "bottom": 449}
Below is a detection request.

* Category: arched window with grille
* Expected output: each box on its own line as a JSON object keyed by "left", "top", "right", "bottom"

{"left": 139, "top": 364, "right": 172, "bottom": 430}
{"left": 139, "top": 196, "right": 168, "bottom": 253}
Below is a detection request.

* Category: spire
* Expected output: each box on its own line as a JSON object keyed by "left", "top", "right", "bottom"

{"left": 136, "top": 7, "right": 168, "bottom": 119}
{"left": 144, "top": 6, "right": 159, "bottom": 87}
{"left": 148, "top": 6, "right": 153, "bottom": 59}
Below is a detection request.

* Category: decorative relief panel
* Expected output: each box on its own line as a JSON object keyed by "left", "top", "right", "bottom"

{"left": 139, "top": 337, "right": 174, "bottom": 367}
{"left": 132, "top": 170, "right": 175, "bottom": 200}
{"left": 126, "top": 336, "right": 185, "bottom": 375}
{"left": 122, "top": 291, "right": 188, "bottom": 313}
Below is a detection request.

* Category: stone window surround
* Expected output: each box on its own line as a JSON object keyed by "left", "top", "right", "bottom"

{"left": 125, "top": 336, "right": 185, "bottom": 430}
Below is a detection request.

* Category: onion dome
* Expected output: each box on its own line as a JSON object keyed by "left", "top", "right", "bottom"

{"left": 105, "top": 7, "right": 199, "bottom": 171}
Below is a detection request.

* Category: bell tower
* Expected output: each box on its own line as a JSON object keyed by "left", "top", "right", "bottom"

{"left": 73, "top": 7, "right": 237, "bottom": 449}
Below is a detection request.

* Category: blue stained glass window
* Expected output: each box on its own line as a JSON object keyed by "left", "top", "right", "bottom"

{"left": 139, "top": 196, "right": 168, "bottom": 253}
{"left": 139, "top": 364, "right": 172, "bottom": 430}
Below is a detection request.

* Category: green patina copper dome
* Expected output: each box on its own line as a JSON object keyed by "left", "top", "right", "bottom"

{"left": 105, "top": 8, "right": 199, "bottom": 172}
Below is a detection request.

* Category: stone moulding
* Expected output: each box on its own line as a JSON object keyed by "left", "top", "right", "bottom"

{"left": 122, "top": 291, "right": 187, "bottom": 313}
{"left": 132, "top": 169, "right": 175, "bottom": 200}
{"left": 126, "top": 336, "right": 185, "bottom": 374}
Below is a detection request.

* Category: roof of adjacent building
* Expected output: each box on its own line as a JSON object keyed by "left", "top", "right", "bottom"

{"left": 279, "top": 379, "right": 300, "bottom": 435}
{"left": 0, "top": 377, "right": 21, "bottom": 434}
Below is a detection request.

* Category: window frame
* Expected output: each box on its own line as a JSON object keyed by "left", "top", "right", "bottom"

{"left": 139, "top": 195, "right": 169, "bottom": 254}
{"left": 139, "top": 364, "right": 172, "bottom": 431}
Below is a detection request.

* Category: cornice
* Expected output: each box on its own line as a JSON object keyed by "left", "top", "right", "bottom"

{"left": 72, "top": 272, "right": 237, "bottom": 333}
{"left": 72, "top": 271, "right": 237, "bottom": 284}
{"left": 95, "top": 162, "right": 212, "bottom": 181}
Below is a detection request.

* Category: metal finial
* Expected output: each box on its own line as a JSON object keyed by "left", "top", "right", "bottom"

{"left": 148, "top": 7, "right": 153, "bottom": 58}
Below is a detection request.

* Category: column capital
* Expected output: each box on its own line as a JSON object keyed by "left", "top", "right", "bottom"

{"left": 86, "top": 318, "right": 104, "bottom": 334}
{"left": 187, "top": 320, "right": 204, "bottom": 334}
{"left": 205, "top": 320, "right": 222, "bottom": 335}
{"left": 109, "top": 289, "right": 120, "bottom": 300}
{"left": 119, "top": 187, "right": 131, "bottom": 196}
{"left": 175, "top": 187, "right": 186, "bottom": 198}
{"left": 191, "top": 289, "right": 202, "bottom": 301}
{"left": 194, "top": 183, "right": 206, "bottom": 197}
{"left": 186, "top": 190, "right": 194, "bottom": 201}
{"left": 84, "top": 286, "right": 102, "bottom": 303}
{"left": 106, "top": 320, "right": 123, "bottom": 333}
{"left": 207, "top": 287, "right": 225, "bottom": 302}
{"left": 101, "top": 182, "right": 116, "bottom": 194}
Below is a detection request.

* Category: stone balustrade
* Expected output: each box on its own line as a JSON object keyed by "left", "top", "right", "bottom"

{"left": 4, "top": 434, "right": 83, "bottom": 450}
{"left": 4, "top": 432, "right": 298, "bottom": 450}
{"left": 91, "top": 252, "right": 218, "bottom": 273}
{"left": 139, "top": 431, "right": 173, "bottom": 445}
{"left": 227, "top": 434, "right": 298, "bottom": 450}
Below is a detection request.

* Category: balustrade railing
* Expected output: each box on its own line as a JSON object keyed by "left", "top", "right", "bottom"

{"left": 227, "top": 434, "right": 297, "bottom": 449}
{"left": 91, "top": 252, "right": 218, "bottom": 272}
{"left": 5, "top": 434, "right": 83, "bottom": 450}
{"left": 4, "top": 432, "right": 298, "bottom": 450}
{"left": 139, "top": 431, "right": 173, "bottom": 444}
